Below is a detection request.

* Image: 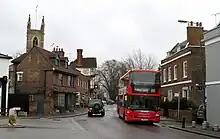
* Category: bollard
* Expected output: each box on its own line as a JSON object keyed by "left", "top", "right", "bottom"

{"left": 8, "top": 108, "right": 17, "bottom": 126}
{"left": 213, "top": 124, "right": 219, "bottom": 132}
{"left": 202, "top": 121, "right": 207, "bottom": 130}
{"left": 182, "top": 117, "right": 186, "bottom": 128}
{"left": 8, "top": 107, "right": 20, "bottom": 126}
{"left": 192, "top": 121, "right": 196, "bottom": 128}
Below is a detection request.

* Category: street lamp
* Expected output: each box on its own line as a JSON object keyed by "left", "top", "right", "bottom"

{"left": 178, "top": 20, "right": 206, "bottom": 121}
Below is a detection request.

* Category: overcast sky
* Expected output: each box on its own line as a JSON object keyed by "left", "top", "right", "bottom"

{"left": 0, "top": 0, "right": 220, "bottom": 65}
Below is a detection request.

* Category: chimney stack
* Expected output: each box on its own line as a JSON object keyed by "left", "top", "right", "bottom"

{"left": 187, "top": 21, "right": 204, "bottom": 46}
{"left": 76, "top": 49, "right": 83, "bottom": 67}
{"left": 53, "top": 46, "right": 65, "bottom": 57}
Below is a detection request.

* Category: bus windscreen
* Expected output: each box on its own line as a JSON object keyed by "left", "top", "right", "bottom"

{"left": 130, "top": 71, "right": 160, "bottom": 94}
{"left": 128, "top": 96, "right": 160, "bottom": 111}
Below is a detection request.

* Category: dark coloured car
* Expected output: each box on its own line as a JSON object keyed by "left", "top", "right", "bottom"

{"left": 88, "top": 99, "right": 105, "bottom": 117}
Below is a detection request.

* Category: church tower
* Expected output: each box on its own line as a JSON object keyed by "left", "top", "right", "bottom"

{"left": 26, "top": 14, "right": 45, "bottom": 52}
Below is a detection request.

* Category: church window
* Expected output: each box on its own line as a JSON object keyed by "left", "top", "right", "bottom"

{"left": 33, "top": 37, "right": 38, "bottom": 47}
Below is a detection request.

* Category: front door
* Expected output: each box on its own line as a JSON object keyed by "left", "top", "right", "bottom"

{"left": 36, "top": 95, "right": 44, "bottom": 117}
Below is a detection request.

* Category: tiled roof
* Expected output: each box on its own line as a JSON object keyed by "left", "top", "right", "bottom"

{"left": 0, "top": 53, "right": 12, "bottom": 59}
{"left": 12, "top": 46, "right": 81, "bottom": 76}
{"left": 70, "top": 57, "right": 97, "bottom": 68}
{"left": 11, "top": 53, "right": 27, "bottom": 63}
{"left": 37, "top": 47, "right": 81, "bottom": 75}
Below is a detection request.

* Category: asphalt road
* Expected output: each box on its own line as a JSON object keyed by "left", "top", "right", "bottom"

{"left": 0, "top": 105, "right": 215, "bottom": 139}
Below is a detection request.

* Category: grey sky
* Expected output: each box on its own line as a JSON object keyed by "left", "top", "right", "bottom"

{"left": 0, "top": 0, "right": 219, "bottom": 65}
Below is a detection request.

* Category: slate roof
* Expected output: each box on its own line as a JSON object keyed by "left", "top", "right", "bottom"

{"left": 70, "top": 57, "right": 97, "bottom": 68}
{"left": 0, "top": 53, "right": 12, "bottom": 59}
{"left": 168, "top": 40, "right": 188, "bottom": 55}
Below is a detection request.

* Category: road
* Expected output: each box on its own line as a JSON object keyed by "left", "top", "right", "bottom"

{"left": 0, "top": 105, "right": 215, "bottom": 139}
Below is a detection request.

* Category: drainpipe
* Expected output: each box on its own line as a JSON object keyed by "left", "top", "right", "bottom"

{"left": 14, "top": 64, "right": 17, "bottom": 95}
{"left": 44, "top": 70, "right": 47, "bottom": 98}
{"left": 200, "top": 35, "right": 206, "bottom": 121}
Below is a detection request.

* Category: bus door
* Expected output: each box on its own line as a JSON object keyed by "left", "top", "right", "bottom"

{"left": 119, "top": 95, "right": 128, "bottom": 116}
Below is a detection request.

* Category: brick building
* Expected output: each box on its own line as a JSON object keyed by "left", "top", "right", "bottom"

{"left": 70, "top": 49, "right": 97, "bottom": 99}
{"left": 160, "top": 22, "right": 205, "bottom": 107}
{"left": 8, "top": 15, "right": 90, "bottom": 116}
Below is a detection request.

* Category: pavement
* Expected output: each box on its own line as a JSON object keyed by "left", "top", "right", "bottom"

{"left": 0, "top": 107, "right": 88, "bottom": 120}
{"left": 0, "top": 104, "right": 216, "bottom": 139}
{"left": 160, "top": 118, "right": 220, "bottom": 138}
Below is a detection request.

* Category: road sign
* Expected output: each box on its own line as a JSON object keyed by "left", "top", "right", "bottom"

{"left": 174, "top": 93, "right": 179, "bottom": 97}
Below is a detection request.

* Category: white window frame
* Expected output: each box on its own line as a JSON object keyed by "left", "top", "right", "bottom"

{"left": 183, "top": 61, "right": 187, "bottom": 78}
{"left": 58, "top": 94, "right": 65, "bottom": 107}
{"left": 173, "top": 65, "right": 177, "bottom": 80}
{"left": 163, "top": 69, "right": 166, "bottom": 83}
{"left": 85, "top": 82, "right": 88, "bottom": 89}
{"left": 58, "top": 74, "right": 63, "bottom": 85}
{"left": 168, "top": 67, "right": 172, "bottom": 81}
{"left": 16, "top": 72, "right": 23, "bottom": 81}
{"left": 77, "top": 78, "right": 80, "bottom": 86}
{"left": 182, "top": 87, "right": 189, "bottom": 100}
{"left": 168, "top": 90, "right": 173, "bottom": 101}
{"left": 67, "top": 76, "right": 71, "bottom": 87}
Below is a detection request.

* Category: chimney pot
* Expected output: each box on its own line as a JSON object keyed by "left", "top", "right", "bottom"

{"left": 58, "top": 48, "right": 60, "bottom": 51}
{"left": 53, "top": 47, "right": 55, "bottom": 51}
{"left": 61, "top": 48, "right": 63, "bottom": 51}
{"left": 199, "top": 22, "right": 202, "bottom": 27}
{"left": 76, "top": 49, "right": 83, "bottom": 67}
{"left": 190, "top": 21, "right": 193, "bottom": 26}
{"left": 187, "top": 21, "right": 203, "bottom": 46}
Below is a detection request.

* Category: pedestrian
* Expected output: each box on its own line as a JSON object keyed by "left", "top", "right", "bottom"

{"left": 8, "top": 107, "right": 17, "bottom": 126}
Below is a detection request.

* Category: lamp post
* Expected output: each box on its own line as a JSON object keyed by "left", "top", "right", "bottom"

{"left": 178, "top": 20, "right": 206, "bottom": 121}
{"left": 0, "top": 76, "right": 8, "bottom": 116}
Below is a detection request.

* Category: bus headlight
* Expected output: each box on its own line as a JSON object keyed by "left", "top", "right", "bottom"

{"left": 155, "top": 114, "right": 160, "bottom": 117}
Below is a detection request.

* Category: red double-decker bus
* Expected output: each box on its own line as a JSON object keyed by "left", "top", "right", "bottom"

{"left": 116, "top": 69, "right": 161, "bottom": 124}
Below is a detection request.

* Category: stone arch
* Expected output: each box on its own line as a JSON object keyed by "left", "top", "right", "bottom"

{"left": 32, "top": 36, "right": 39, "bottom": 47}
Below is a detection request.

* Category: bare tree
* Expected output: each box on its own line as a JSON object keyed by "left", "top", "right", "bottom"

{"left": 97, "top": 60, "right": 127, "bottom": 100}
{"left": 123, "top": 48, "right": 158, "bottom": 70}
{"left": 97, "top": 50, "right": 157, "bottom": 100}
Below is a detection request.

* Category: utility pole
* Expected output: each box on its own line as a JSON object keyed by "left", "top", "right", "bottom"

{"left": 178, "top": 20, "right": 206, "bottom": 121}
{"left": 200, "top": 27, "right": 206, "bottom": 121}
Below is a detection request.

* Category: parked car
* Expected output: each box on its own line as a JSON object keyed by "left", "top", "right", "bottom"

{"left": 88, "top": 99, "right": 105, "bottom": 117}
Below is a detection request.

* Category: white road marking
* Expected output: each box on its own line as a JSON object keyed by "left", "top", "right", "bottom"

{"left": 71, "top": 118, "right": 85, "bottom": 131}
{"left": 153, "top": 123, "right": 162, "bottom": 127}
{"left": 107, "top": 112, "right": 115, "bottom": 116}
{"left": 106, "top": 107, "right": 117, "bottom": 111}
